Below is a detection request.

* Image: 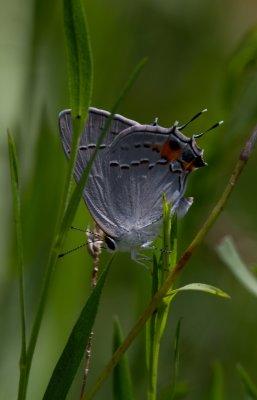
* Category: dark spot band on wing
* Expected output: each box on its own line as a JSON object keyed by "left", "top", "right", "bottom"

{"left": 143, "top": 142, "right": 151, "bottom": 148}
{"left": 120, "top": 164, "right": 130, "bottom": 170}
{"left": 152, "top": 146, "right": 160, "bottom": 153}
{"left": 134, "top": 143, "right": 141, "bottom": 148}
{"left": 157, "top": 158, "right": 168, "bottom": 165}
{"left": 110, "top": 161, "right": 119, "bottom": 167}
{"left": 149, "top": 163, "right": 155, "bottom": 169}
{"left": 121, "top": 145, "right": 129, "bottom": 150}
{"left": 131, "top": 160, "right": 140, "bottom": 166}
{"left": 140, "top": 158, "right": 149, "bottom": 164}
{"left": 80, "top": 144, "right": 106, "bottom": 151}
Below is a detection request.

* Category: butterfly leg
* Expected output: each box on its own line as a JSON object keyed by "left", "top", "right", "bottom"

{"left": 173, "top": 196, "right": 194, "bottom": 218}
{"left": 141, "top": 240, "right": 154, "bottom": 249}
{"left": 131, "top": 249, "right": 152, "bottom": 271}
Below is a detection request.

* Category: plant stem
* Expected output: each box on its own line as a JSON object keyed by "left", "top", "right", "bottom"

{"left": 80, "top": 225, "right": 103, "bottom": 399}
{"left": 147, "top": 201, "right": 177, "bottom": 400}
{"left": 7, "top": 133, "right": 27, "bottom": 400}
{"left": 84, "top": 125, "right": 257, "bottom": 400}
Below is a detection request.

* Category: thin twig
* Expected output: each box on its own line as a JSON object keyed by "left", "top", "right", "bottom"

{"left": 7, "top": 133, "right": 27, "bottom": 400}
{"left": 79, "top": 224, "right": 103, "bottom": 399}
{"left": 84, "top": 125, "right": 257, "bottom": 400}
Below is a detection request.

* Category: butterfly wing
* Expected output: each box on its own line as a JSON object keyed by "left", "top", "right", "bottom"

{"left": 59, "top": 107, "right": 139, "bottom": 238}
{"left": 108, "top": 125, "right": 189, "bottom": 234}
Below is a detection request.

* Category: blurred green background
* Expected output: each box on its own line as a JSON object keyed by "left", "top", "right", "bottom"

{"left": 1, "top": 0, "right": 257, "bottom": 398}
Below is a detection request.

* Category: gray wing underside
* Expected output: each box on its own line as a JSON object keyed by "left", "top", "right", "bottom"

{"left": 59, "top": 110, "right": 188, "bottom": 240}
{"left": 107, "top": 129, "right": 188, "bottom": 232}
{"left": 59, "top": 108, "right": 139, "bottom": 238}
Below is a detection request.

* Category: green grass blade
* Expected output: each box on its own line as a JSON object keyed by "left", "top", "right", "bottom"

{"left": 167, "top": 283, "right": 230, "bottom": 299}
{"left": 60, "top": 57, "right": 147, "bottom": 238}
{"left": 63, "top": 0, "right": 93, "bottom": 120}
{"left": 225, "top": 25, "right": 257, "bottom": 134}
{"left": 113, "top": 317, "right": 134, "bottom": 400}
{"left": 145, "top": 253, "right": 159, "bottom": 372}
{"left": 237, "top": 364, "right": 257, "bottom": 399}
{"left": 210, "top": 361, "right": 225, "bottom": 400}
{"left": 147, "top": 197, "right": 176, "bottom": 400}
{"left": 43, "top": 261, "right": 112, "bottom": 400}
{"left": 171, "top": 319, "right": 182, "bottom": 400}
{"left": 62, "top": 0, "right": 93, "bottom": 209}
{"left": 216, "top": 235, "right": 257, "bottom": 298}
{"left": 7, "top": 131, "right": 27, "bottom": 399}
{"left": 22, "top": 55, "right": 146, "bottom": 400}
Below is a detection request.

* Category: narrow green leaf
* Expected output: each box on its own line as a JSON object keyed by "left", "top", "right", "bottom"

{"left": 225, "top": 26, "right": 257, "bottom": 106}
{"left": 23, "top": 58, "right": 147, "bottom": 400}
{"left": 171, "top": 319, "right": 182, "bottom": 400}
{"left": 170, "top": 215, "right": 178, "bottom": 270}
{"left": 216, "top": 235, "right": 257, "bottom": 298}
{"left": 146, "top": 253, "right": 159, "bottom": 371}
{"left": 167, "top": 283, "right": 230, "bottom": 299}
{"left": 62, "top": 0, "right": 93, "bottom": 209}
{"left": 113, "top": 317, "right": 134, "bottom": 400}
{"left": 43, "top": 260, "right": 112, "bottom": 400}
{"left": 225, "top": 26, "right": 257, "bottom": 133}
{"left": 161, "top": 320, "right": 188, "bottom": 400}
{"left": 7, "top": 131, "right": 27, "bottom": 398}
{"left": 210, "top": 361, "right": 225, "bottom": 400}
{"left": 162, "top": 194, "right": 172, "bottom": 277}
{"left": 63, "top": 0, "right": 93, "bottom": 119}
{"left": 25, "top": 7, "right": 94, "bottom": 391}
{"left": 237, "top": 364, "right": 257, "bottom": 400}
{"left": 60, "top": 57, "right": 147, "bottom": 238}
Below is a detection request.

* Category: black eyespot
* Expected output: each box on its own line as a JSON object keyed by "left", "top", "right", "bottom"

{"left": 105, "top": 236, "right": 117, "bottom": 251}
{"left": 193, "top": 155, "right": 207, "bottom": 168}
{"left": 169, "top": 138, "right": 181, "bottom": 150}
{"left": 181, "top": 148, "right": 195, "bottom": 163}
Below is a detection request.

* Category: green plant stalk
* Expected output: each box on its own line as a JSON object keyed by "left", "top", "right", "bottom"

{"left": 148, "top": 200, "right": 177, "bottom": 400}
{"left": 84, "top": 125, "right": 257, "bottom": 400}
{"left": 7, "top": 132, "right": 27, "bottom": 399}
{"left": 17, "top": 58, "right": 147, "bottom": 400}
{"left": 62, "top": 0, "right": 93, "bottom": 210}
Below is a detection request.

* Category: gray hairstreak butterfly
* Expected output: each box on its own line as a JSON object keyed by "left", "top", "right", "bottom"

{"left": 59, "top": 107, "right": 217, "bottom": 260}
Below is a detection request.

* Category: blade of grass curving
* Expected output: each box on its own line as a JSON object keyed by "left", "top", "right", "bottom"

{"left": 63, "top": 0, "right": 92, "bottom": 119}
{"left": 113, "top": 317, "right": 134, "bottom": 400}
{"left": 7, "top": 132, "right": 27, "bottom": 399}
{"left": 170, "top": 319, "right": 182, "bottom": 400}
{"left": 22, "top": 58, "right": 147, "bottom": 400}
{"left": 83, "top": 121, "right": 257, "bottom": 400}
{"left": 19, "top": 2, "right": 93, "bottom": 397}
{"left": 43, "top": 260, "right": 112, "bottom": 400}
{"left": 237, "top": 364, "right": 257, "bottom": 399}
{"left": 62, "top": 0, "right": 93, "bottom": 209}
{"left": 146, "top": 253, "right": 159, "bottom": 390}
{"left": 166, "top": 283, "right": 230, "bottom": 299}
{"left": 60, "top": 57, "right": 148, "bottom": 238}
{"left": 225, "top": 26, "right": 257, "bottom": 133}
{"left": 216, "top": 236, "right": 257, "bottom": 298}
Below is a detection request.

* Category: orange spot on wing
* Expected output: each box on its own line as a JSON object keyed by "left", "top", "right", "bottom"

{"left": 182, "top": 161, "right": 195, "bottom": 171}
{"left": 160, "top": 140, "right": 182, "bottom": 161}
